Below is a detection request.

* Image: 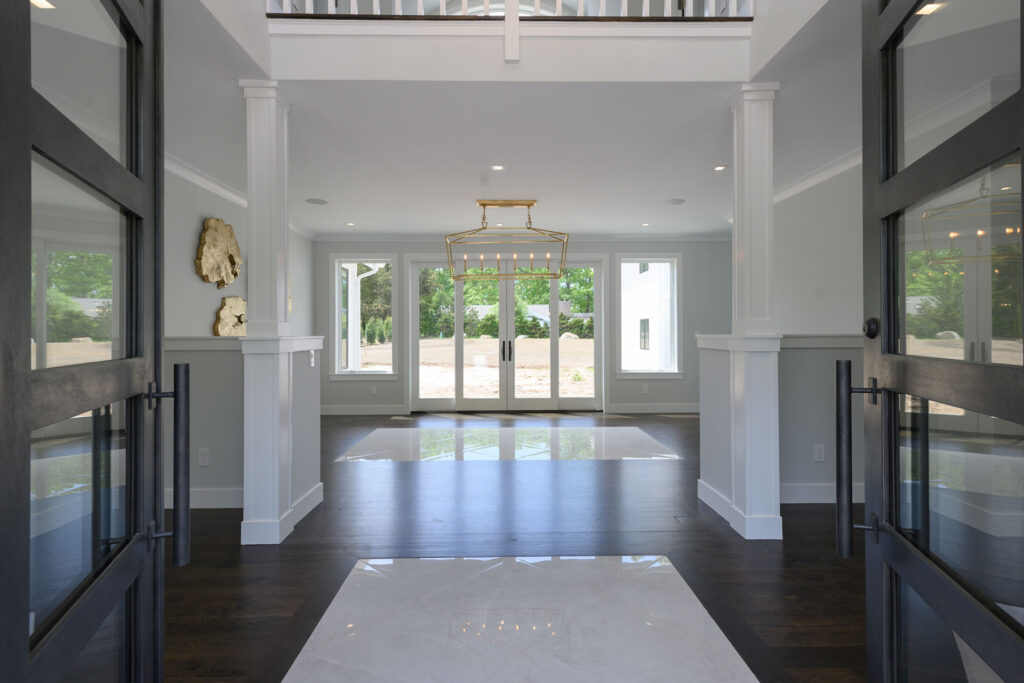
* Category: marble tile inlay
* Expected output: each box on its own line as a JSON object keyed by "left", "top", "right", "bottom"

{"left": 337, "top": 427, "right": 679, "bottom": 462}
{"left": 284, "top": 556, "right": 757, "bottom": 683}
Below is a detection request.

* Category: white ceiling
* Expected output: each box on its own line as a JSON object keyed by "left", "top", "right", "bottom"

{"left": 285, "top": 80, "right": 738, "bottom": 237}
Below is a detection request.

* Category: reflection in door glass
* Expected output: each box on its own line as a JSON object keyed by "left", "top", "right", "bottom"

{"left": 463, "top": 270, "right": 500, "bottom": 399}
{"left": 897, "top": 579, "right": 1007, "bottom": 682}
{"left": 418, "top": 267, "right": 455, "bottom": 399}
{"left": 894, "top": 0, "right": 1020, "bottom": 171}
{"left": 514, "top": 273, "right": 552, "bottom": 399}
{"left": 898, "top": 396, "right": 1024, "bottom": 628}
{"left": 897, "top": 154, "right": 1022, "bottom": 366}
{"left": 558, "top": 267, "right": 596, "bottom": 398}
{"left": 30, "top": 402, "right": 128, "bottom": 637}
{"left": 31, "top": 155, "right": 128, "bottom": 370}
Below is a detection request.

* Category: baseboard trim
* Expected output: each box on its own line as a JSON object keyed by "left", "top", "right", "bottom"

{"left": 605, "top": 402, "right": 699, "bottom": 414}
{"left": 321, "top": 404, "right": 408, "bottom": 416}
{"left": 697, "top": 479, "right": 783, "bottom": 540}
{"left": 240, "top": 482, "right": 324, "bottom": 545}
{"left": 781, "top": 482, "right": 865, "bottom": 504}
{"left": 164, "top": 487, "right": 243, "bottom": 509}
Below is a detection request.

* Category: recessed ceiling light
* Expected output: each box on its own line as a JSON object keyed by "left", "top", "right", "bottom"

{"left": 641, "top": 223, "right": 650, "bottom": 227}
{"left": 916, "top": 2, "right": 944, "bottom": 15}
{"left": 713, "top": 165, "right": 728, "bottom": 172}
{"left": 1002, "top": 186, "right": 1013, "bottom": 191}
{"left": 30, "top": 0, "right": 55, "bottom": 8}
{"left": 305, "top": 197, "right": 328, "bottom": 205}
{"left": 346, "top": 222, "right": 355, "bottom": 227}
{"left": 490, "top": 164, "right": 505, "bottom": 171}
{"left": 664, "top": 198, "right": 686, "bottom": 206}
{"left": 496, "top": 223, "right": 503, "bottom": 227}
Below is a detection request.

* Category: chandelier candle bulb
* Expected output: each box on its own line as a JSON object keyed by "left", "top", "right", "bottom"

{"left": 530, "top": 253, "right": 534, "bottom": 270}
{"left": 513, "top": 253, "right": 517, "bottom": 270}
{"left": 547, "top": 253, "right": 551, "bottom": 270}
{"left": 480, "top": 253, "right": 484, "bottom": 269}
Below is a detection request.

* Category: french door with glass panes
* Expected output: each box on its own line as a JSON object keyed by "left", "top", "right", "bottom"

{"left": 412, "top": 261, "right": 600, "bottom": 411}
{"left": 858, "top": 1, "right": 1024, "bottom": 681}
{"left": 1, "top": 1, "right": 184, "bottom": 681}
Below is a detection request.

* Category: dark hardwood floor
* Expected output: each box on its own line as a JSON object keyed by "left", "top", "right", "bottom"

{"left": 164, "top": 413, "right": 866, "bottom": 682}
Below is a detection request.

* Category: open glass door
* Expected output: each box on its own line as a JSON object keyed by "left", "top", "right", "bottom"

{"left": 858, "top": 1, "right": 1024, "bottom": 680}
{"left": 1, "top": 1, "right": 185, "bottom": 680}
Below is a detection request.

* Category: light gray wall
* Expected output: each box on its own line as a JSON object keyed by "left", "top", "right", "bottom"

{"left": 164, "top": 173, "right": 248, "bottom": 337}
{"left": 698, "top": 348, "right": 732, "bottom": 496}
{"left": 289, "top": 231, "right": 315, "bottom": 337}
{"left": 312, "top": 236, "right": 731, "bottom": 413}
{"left": 779, "top": 337, "right": 864, "bottom": 502}
{"left": 162, "top": 342, "right": 244, "bottom": 507}
{"left": 291, "top": 349, "right": 322, "bottom": 504}
{"left": 774, "top": 164, "right": 863, "bottom": 335}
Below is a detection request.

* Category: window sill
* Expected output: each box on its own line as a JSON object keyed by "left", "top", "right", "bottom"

{"left": 615, "top": 371, "right": 684, "bottom": 380}
{"left": 329, "top": 373, "right": 400, "bottom": 382}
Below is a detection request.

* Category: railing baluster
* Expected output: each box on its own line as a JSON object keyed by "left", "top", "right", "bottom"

{"left": 577, "top": 0, "right": 584, "bottom": 17}
{"left": 729, "top": 0, "right": 737, "bottom": 16}
{"left": 373, "top": 0, "right": 380, "bottom": 14}
{"left": 684, "top": 0, "right": 693, "bottom": 17}
{"left": 555, "top": 0, "right": 562, "bottom": 15}
{"left": 281, "top": 0, "right": 291, "bottom": 13}
{"left": 417, "top": 0, "right": 423, "bottom": 14}
{"left": 534, "top": 0, "right": 540, "bottom": 15}
{"left": 642, "top": 0, "right": 650, "bottom": 17}
{"left": 395, "top": 0, "right": 403, "bottom": 15}
{"left": 620, "top": 0, "right": 627, "bottom": 17}
{"left": 462, "top": 0, "right": 468, "bottom": 14}
{"left": 598, "top": 0, "right": 605, "bottom": 17}
{"left": 663, "top": 0, "right": 670, "bottom": 17}
{"left": 305, "top": 0, "right": 313, "bottom": 12}
{"left": 440, "top": 0, "right": 446, "bottom": 15}
{"left": 327, "top": 0, "right": 336, "bottom": 13}
{"left": 707, "top": 0, "right": 717, "bottom": 17}
{"left": 483, "top": 0, "right": 490, "bottom": 15}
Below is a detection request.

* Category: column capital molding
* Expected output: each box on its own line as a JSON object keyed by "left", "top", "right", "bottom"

{"left": 239, "top": 79, "right": 288, "bottom": 104}
{"left": 731, "top": 82, "right": 780, "bottom": 108}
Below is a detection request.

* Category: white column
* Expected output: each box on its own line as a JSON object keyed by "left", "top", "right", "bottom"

{"left": 696, "top": 82, "right": 782, "bottom": 540}
{"left": 241, "top": 80, "right": 290, "bottom": 338}
{"left": 238, "top": 80, "right": 323, "bottom": 544}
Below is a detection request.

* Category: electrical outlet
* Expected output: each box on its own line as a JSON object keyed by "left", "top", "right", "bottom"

{"left": 642, "top": 383, "right": 648, "bottom": 395}
{"left": 309, "top": 349, "right": 316, "bottom": 368}
{"left": 813, "top": 443, "right": 825, "bottom": 463}
{"left": 370, "top": 384, "right": 377, "bottom": 396}
{"left": 198, "top": 448, "right": 210, "bottom": 467}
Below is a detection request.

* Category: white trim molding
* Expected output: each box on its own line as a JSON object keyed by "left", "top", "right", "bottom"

{"left": 240, "top": 482, "right": 324, "bottom": 545}
{"left": 321, "top": 404, "right": 408, "bottom": 416}
{"left": 697, "top": 479, "right": 784, "bottom": 539}
{"left": 773, "top": 148, "right": 862, "bottom": 205}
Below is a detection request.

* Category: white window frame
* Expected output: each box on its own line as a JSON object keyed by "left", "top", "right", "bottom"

{"left": 330, "top": 253, "right": 399, "bottom": 379}
{"left": 615, "top": 254, "right": 682, "bottom": 378}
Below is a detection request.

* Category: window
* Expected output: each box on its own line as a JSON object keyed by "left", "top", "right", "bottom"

{"left": 620, "top": 258, "right": 677, "bottom": 373}
{"left": 334, "top": 259, "right": 393, "bottom": 373}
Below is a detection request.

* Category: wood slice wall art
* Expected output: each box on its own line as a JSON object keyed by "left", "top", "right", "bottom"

{"left": 195, "top": 217, "right": 243, "bottom": 288}
{"left": 214, "top": 296, "right": 247, "bottom": 336}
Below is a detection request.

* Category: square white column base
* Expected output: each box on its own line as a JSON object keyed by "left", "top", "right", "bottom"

{"left": 241, "top": 482, "right": 323, "bottom": 545}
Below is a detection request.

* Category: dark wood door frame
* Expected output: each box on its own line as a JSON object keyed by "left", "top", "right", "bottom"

{"left": 0, "top": 0, "right": 165, "bottom": 679}
{"left": 861, "top": 0, "right": 1024, "bottom": 680}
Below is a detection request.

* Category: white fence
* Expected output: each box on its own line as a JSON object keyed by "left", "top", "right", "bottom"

{"left": 266, "top": 0, "right": 752, "bottom": 18}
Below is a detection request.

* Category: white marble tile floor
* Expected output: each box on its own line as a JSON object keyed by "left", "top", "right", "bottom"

{"left": 284, "top": 555, "right": 757, "bottom": 683}
{"left": 337, "top": 427, "right": 679, "bottom": 462}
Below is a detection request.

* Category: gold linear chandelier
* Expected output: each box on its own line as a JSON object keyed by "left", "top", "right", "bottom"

{"left": 446, "top": 200, "right": 568, "bottom": 281}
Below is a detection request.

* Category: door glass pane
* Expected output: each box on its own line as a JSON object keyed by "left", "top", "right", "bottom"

{"left": 418, "top": 267, "right": 454, "bottom": 399}
{"left": 514, "top": 275, "right": 551, "bottom": 399}
{"left": 30, "top": 401, "right": 129, "bottom": 636}
{"left": 897, "top": 154, "right": 1022, "bottom": 366}
{"left": 61, "top": 590, "right": 130, "bottom": 682}
{"left": 898, "top": 396, "right": 1024, "bottom": 625}
{"left": 559, "top": 267, "right": 595, "bottom": 398}
{"left": 894, "top": 0, "right": 1020, "bottom": 171}
{"left": 31, "top": 0, "right": 129, "bottom": 165}
{"left": 462, "top": 271, "right": 500, "bottom": 399}
{"left": 31, "top": 155, "right": 128, "bottom": 369}
{"left": 897, "top": 579, "right": 1007, "bottom": 682}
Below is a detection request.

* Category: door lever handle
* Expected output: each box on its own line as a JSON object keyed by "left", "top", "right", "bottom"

{"left": 500, "top": 340, "right": 505, "bottom": 362}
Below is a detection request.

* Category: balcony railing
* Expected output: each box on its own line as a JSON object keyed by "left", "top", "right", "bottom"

{"left": 266, "top": 0, "right": 753, "bottom": 19}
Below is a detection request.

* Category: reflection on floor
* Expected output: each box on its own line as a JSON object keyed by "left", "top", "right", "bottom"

{"left": 284, "top": 556, "right": 757, "bottom": 683}
{"left": 338, "top": 427, "right": 680, "bottom": 462}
